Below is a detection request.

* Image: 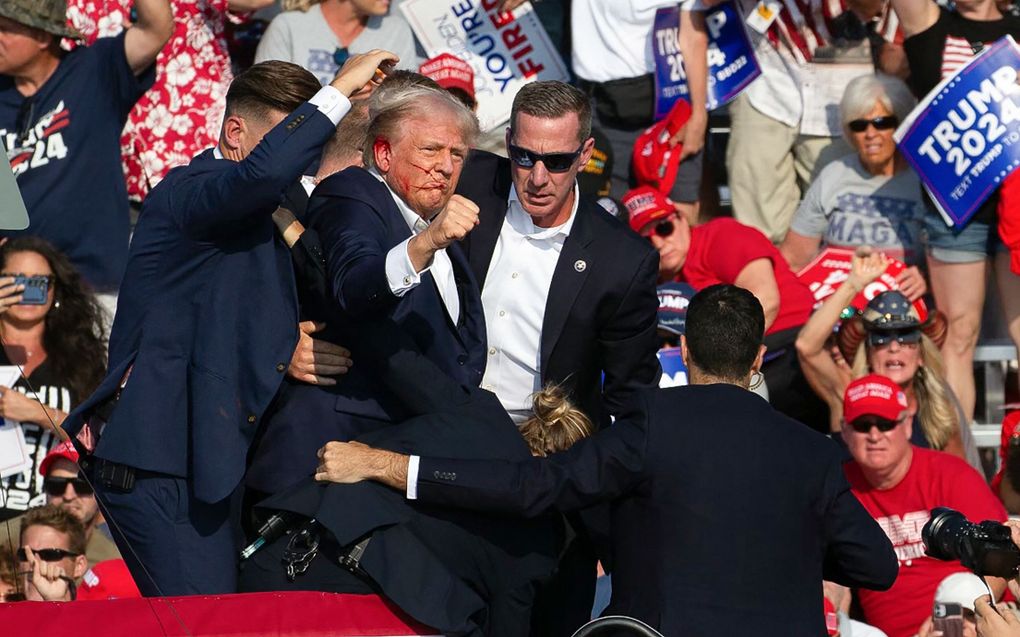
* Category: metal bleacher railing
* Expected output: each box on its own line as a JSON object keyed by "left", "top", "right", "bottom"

{"left": 973, "top": 339, "right": 1018, "bottom": 450}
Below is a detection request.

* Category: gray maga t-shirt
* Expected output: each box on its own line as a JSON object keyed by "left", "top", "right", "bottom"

{"left": 255, "top": 4, "right": 423, "bottom": 85}
{"left": 789, "top": 154, "right": 927, "bottom": 266}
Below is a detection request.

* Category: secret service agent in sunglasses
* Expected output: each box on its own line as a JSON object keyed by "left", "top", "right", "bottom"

{"left": 847, "top": 115, "right": 899, "bottom": 133}
{"left": 848, "top": 414, "right": 904, "bottom": 434}
{"left": 507, "top": 142, "right": 584, "bottom": 173}
{"left": 16, "top": 547, "right": 81, "bottom": 563}
{"left": 42, "top": 475, "right": 94, "bottom": 497}
{"left": 867, "top": 328, "right": 922, "bottom": 348}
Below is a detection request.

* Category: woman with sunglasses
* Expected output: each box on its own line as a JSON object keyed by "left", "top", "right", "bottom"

{"left": 0, "top": 237, "right": 107, "bottom": 525}
{"left": 781, "top": 74, "right": 928, "bottom": 302}
{"left": 796, "top": 250, "right": 980, "bottom": 467}
{"left": 623, "top": 186, "right": 825, "bottom": 429}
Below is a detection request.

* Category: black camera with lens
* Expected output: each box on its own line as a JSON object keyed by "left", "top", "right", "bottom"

{"left": 922, "top": 507, "right": 1020, "bottom": 578}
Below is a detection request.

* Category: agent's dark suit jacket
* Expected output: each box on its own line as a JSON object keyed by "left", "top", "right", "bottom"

{"left": 414, "top": 385, "right": 899, "bottom": 637}
{"left": 252, "top": 342, "right": 561, "bottom": 637}
{"left": 456, "top": 150, "right": 660, "bottom": 431}
{"left": 246, "top": 167, "right": 487, "bottom": 494}
{"left": 64, "top": 102, "right": 335, "bottom": 504}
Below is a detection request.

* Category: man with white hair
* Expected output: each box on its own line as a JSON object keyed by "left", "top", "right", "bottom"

{"left": 841, "top": 374, "right": 1008, "bottom": 637}
{"left": 245, "top": 82, "right": 489, "bottom": 501}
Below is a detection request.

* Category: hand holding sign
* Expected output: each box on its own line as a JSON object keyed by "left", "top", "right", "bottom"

{"left": 652, "top": 3, "right": 761, "bottom": 119}
{"left": 796, "top": 247, "right": 929, "bottom": 320}
{"left": 846, "top": 249, "right": 890, "bottom": 292}
{"left": 401, "top": 0, "right": 569, "bottom": 131}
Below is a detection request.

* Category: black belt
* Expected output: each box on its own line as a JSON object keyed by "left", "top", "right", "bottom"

{"left": 80, "top": 455, "right": 137, "bottom": 492}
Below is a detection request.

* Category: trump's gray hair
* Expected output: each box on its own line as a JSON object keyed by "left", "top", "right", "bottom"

{"left": 363, "top": 84, "right": 480, "bottom": 170}
{"left": 840, "top": 73, "right": 917, "bottom": 140}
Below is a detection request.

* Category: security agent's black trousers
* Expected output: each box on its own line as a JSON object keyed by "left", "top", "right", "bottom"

{"left": 89, "top": 461, "right": 238, "bottom": 596}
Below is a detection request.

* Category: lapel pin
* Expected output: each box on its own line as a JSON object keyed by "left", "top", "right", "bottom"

{"left": 574, "top": 260, "right": 587, "bottom": 273}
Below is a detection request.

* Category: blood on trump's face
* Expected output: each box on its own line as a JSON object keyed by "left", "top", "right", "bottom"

{"left": 375, "top": 110, "right": 469, "bottom": 219}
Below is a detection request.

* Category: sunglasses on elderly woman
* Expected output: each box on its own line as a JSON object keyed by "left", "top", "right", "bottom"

{"left": 847, "top": 116, "right": 899, "bottom": 132}
{"left": 867, "top": 328, "right": 922, "bottom": 348}
{"left": 849, "top": 415, "right": 902, "bottom": 434}
{"left": 16, "top": 547, "right": 80, "bottom": 563}
{"left": 507, "top": 142, "right": 584, "bottom": 173}
{"left": 42, "top": 475, "right": 93, "bottom": 497}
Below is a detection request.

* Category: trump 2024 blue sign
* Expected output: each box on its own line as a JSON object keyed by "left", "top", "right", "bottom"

{"left": 895, "top": 36, "right": 1020, "bottom": 228}
{"left": 652, "top": 3, "right": 761, "bottom": 119}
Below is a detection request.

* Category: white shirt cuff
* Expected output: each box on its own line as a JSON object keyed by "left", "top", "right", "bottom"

{"left": 406, "top": 455, "right": 421, "bottom": 500}
{"left": 308, "top": 86, "right": 351, "bottom": 126}
{"left": 385, "top": 237, "right": 430, "bottom": 296}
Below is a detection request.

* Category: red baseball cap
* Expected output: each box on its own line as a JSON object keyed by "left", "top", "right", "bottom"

{"left": 39, "top": 439, "right": 79, "bottom": 476}
{"left": 419, "top": 53, "right": 475, "bottom": 101}
{"left": 77, "top": 559, "right": 141, "bottom": 600}
{"left": 623, "top": 186, "right": 675, "bottom": 234}
{"left": 843, "top": 375, "right": 909, "bottom": 424}
{"left": 631, "top": 99, "right": 692, "bottom": 195}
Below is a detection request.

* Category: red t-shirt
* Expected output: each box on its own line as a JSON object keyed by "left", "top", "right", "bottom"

{"left": 844, "top": 448, "right": 1008, "bottom": 637}
{"left": 679, "top": 218, "right": 815, "bottom": 334}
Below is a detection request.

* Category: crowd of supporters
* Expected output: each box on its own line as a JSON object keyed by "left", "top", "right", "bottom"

{"left": 1, "top": 1, "right": 1019, "bottom": 636}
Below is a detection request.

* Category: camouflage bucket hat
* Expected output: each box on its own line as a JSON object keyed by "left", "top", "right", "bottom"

{"left": 0, "top": 0, "right": 81, "bottom": 40}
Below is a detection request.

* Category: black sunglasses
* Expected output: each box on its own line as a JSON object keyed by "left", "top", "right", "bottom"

{"left": 333, "top": 47, "right": 350, "bottom": 67}
{"left": 847, "top": 116, "right": 899, "bottom": 132}
{"left": 507, "top": 142, "right": 584, "bottom": 173}
{"left": 849, "top": 415, "right": 901, "bottom": 434}
{"left": 16, "top": 547, "right": 80, "bottom": 563}
{"left": 867, "top": 328, "right": 922, "bottom": 348}
{"left": 652, "top": 219, "right": 675, "bottom": 237}
{"left": 43, "top": 476, "right": 94, "bottom": 497}
{"left": 0, "top": 592, "right": 26, "bottom": 602}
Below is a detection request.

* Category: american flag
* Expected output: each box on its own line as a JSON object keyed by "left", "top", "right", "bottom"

{"left": 765, "top": 0, "right": 901, "bottom": 63}
{"left": 940, "top": 34, "right": 982, "bottom": 78}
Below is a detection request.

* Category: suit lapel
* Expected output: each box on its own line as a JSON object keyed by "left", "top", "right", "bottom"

{"left": 540, "top": 201, "right": 595, "bottom": 375}
{"left": 446, "top": 242, "right": 479, "bottom": 347}
{"left": 466, "top": 168, "right": 512, "bottom": 288}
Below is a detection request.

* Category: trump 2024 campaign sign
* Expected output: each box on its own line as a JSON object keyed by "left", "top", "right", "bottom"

{"left": 401, "top": 0, "right": 569, "bottom": 131}
{"left": 652, "top": 2, "right": 761, "bottom": 119}
{"left": 895, "top": 36, "right": 1020, "bottom": 228}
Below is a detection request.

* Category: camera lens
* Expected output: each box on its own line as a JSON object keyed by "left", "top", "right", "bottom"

{"left": 922, "top": 507, "right": 1020, "bottom": 578}
{"left": 922, "top": 507, "right": 969, "bottom": 562}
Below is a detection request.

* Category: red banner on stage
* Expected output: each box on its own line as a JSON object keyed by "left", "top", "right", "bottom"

{"left": 0, "top": 591, "right": 440, "bottom": 637}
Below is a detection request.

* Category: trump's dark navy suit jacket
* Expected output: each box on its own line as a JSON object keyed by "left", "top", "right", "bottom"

{"left": 414, "top": 384, "right": 899, "bottom": 637}
{"left": 245, "top": 167, "right": 487, "bottom": 494}
{"left": 63, "top": 102, "right": 336, "bottom": 504}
